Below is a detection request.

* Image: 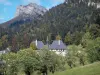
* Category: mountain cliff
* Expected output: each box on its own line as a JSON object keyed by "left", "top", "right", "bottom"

{"left": 15, "top": 3, "right": 47, "bottom": 20}
{"left": 0, "top": 3, "right": 47, "bottom": 28}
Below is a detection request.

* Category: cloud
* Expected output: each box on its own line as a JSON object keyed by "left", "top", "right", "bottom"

{"left": 0, "top": 0, "right": 12, "bottom": 5}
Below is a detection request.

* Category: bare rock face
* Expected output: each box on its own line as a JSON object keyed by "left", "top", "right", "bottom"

{"left": 15, "top": 3, "right": 47, "bottom": 20}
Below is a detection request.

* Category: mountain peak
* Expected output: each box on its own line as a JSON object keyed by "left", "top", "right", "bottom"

{"left": 15, "top": 3, "right": 47, "bottom": 17}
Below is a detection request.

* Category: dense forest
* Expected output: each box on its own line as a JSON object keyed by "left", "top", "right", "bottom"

{"left": 0, "top": 0, "right": 100, "bottom": 51}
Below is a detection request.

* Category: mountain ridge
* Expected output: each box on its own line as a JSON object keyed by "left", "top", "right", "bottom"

{"left": 0, "top": 3, "right": 47, "bottom": 28}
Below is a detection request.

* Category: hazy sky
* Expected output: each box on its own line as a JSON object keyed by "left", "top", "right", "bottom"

{"left": 0, "top": 0, "right": 65, "bottom": 24}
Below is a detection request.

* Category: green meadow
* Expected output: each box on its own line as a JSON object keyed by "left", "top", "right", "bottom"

{"left": 50, "top": 62, "right": 100, "bottom": 75}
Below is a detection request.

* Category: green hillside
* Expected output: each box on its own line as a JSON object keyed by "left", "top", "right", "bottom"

{"left": 50, "top": 62, "right": 100, "bottom": 75}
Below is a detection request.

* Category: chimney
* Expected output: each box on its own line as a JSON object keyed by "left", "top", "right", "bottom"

{"left": 58, "top": 40, "right": 60, "bottom": 45}
{"left": 35, "top": 40, "right": 38, "bottom": 46}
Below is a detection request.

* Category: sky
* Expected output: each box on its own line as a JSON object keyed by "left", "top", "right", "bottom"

{"left": 0, "top": 0, "right": 65, "bottom": 24}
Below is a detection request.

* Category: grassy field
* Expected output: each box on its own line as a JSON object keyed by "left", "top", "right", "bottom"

{"left": 50, "top": 62, "right": 100, "bottom": 75}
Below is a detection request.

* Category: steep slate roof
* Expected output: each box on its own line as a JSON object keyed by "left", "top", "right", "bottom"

{"left": 32, "top": 41, "right": 44, "bottom": 50}
{"left": 49, "top": 40, "right": 66, "bottom": 50}
{"left": 36, "top": 41, "right": 44, "bottom": 50}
